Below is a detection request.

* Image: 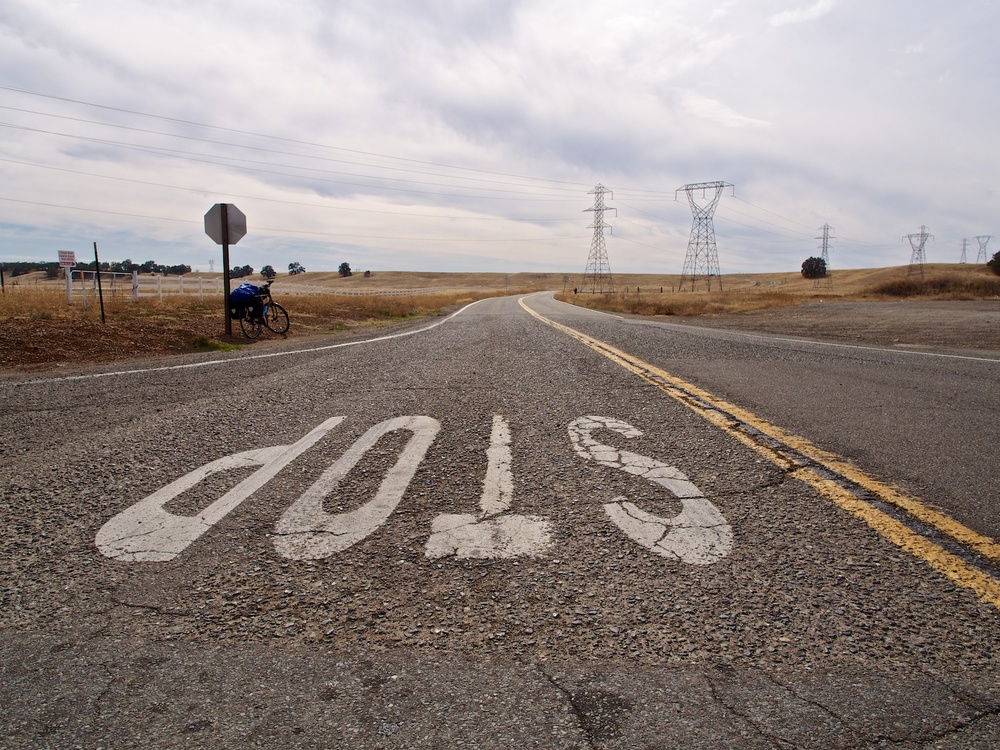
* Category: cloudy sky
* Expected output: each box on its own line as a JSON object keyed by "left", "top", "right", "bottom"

{"left": 1, "top": 0, "right": 997, "bottom": 275}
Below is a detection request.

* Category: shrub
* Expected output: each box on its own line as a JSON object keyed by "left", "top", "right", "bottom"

{"left": 801, "top": 257, "right": 827, "bottom": 279}
{"left": 988, "top": 250, "right": 1000, "bottom": 276}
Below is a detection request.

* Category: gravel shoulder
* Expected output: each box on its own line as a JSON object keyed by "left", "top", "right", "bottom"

{"left": 665, "top": 299, "right": 1000, "bottom": 353}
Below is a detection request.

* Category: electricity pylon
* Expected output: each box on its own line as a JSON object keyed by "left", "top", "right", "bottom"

{"left": 816, "top": 223, "right": 834, "bottom": 287}
{"left": 677, "top": 181, "right": 732, "bottom": 291}
{"left": 960, "top": 239, "right": 969, "bottom": 264}
{"left": 581, "top": 184, "right": 616, "bottom": 294}
{"left": 903, "top": 225, "right": 933, "bottom": 278}
{"left": 976, "top": 235, "right": 992, "bottom": 264}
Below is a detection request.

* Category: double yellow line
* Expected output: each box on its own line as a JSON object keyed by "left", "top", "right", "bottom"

{"left": 521, "top": 297, "right": 1000, "bottom": 609}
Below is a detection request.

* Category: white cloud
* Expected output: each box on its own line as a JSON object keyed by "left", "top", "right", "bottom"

{"left": 0, "top": 0, "right": 998, "bottom": 274}
{"left": 678, "top": 91, "right": 770, "bottom": 129}
{"left": 769, "top": 0, "right": 838, "bottom": 27}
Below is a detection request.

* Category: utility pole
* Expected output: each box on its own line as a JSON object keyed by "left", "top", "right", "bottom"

{"left": 975, "top": 235, "right": 992, "bottom": 264}
{"left": 581, "top": 184, "right": 616, "bottom": 294}
{"left": 903, "top": 225, "right": 933, "bottom": 278}
{"left": 677, "top": 181, "right": 732, "bottom": 291}
{"left": 960, "top": 239, "right": 969, "bottom": 264}
{"left": 816, "top": 223, "right": 834, "bottom": 287}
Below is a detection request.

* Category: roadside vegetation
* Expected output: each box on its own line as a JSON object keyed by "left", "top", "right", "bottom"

{"left": 554, "top": 289, "right": 800, "bottom": 316}
{"left": 558, "top": 264, "right": 1000, "bottom": 317}
{"left": 0, "top": 279, "right": 507, "bottom": 370}
{"left": 0, "top": 283, "right": 498, "bottom": 331}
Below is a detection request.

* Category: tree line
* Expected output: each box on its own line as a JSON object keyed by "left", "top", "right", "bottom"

{"left": 0, "top": 259, "right": 307, "bottom": 279}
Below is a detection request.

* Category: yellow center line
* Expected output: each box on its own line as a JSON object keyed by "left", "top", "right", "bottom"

{"left": 520, "top": 297, "right": 1000, "bottom": 609}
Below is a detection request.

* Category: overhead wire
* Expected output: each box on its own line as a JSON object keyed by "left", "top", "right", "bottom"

{"left": 0, "top": 85, "right": 598, "bottom": 190}
{"left": 1, "top": 85, "right": 910, "bottom": 258}
{"left": 0, "top": 157, "right": 571, "bottom": 221}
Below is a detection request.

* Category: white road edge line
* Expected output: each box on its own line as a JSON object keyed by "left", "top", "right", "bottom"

{"left": 5, "top": 297, "right": 490, "bottom": 387}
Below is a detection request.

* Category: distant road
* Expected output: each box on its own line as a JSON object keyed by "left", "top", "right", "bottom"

{"left": 2, "top": 293, "right": 999, "bottom": 748}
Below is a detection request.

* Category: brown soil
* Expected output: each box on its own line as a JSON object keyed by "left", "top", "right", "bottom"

{"left": 0, "top": 315, "right": 240, "bottom": 373}
{"left": 666, "top": 299, "right": 1000, "bottom": 352}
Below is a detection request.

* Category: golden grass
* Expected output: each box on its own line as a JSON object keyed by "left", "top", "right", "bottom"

{"left": 4, "top": 264, "right": 997, "bottom": 324}
{"left": 554, "top": 289, "right": 801, "bottom": 316}
{"left": 557, "top": 264, "right": 1000, "bottom": 317}
{"left": 868, "top": 274, "right": 1000, "bottom": 300}
{"left": 0, "top": 283, "right": 504, "bottom": 330}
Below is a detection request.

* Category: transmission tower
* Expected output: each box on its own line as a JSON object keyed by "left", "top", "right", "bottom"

{"left": 976, "top": 235, "right": 992, "bottom": 264}
{"left": 581, "top": 184, "right": 616, "bottom": 294}
{"left": 677, "top": 181, "right": 732, "bottom": 291}
{"left": 816, "top": 223, "right": 835, "bottom": 287}
{"left": 960, "top": 239, "right": 969, "bottom": 264}
{"left": 903, "top": 225, "right": 933, "bottom": 278}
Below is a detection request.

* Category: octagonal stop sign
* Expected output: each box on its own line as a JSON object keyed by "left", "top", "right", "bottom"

{"left": 204, "top": 203, "right": 247, "bottom": 245}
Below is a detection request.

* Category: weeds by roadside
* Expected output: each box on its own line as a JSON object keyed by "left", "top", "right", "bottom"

{"left": 555, "top": 289, "right": 801, "bottom": 316}
{"left": 557, "top": 271, "right": 1000, "bottom": 317}
{"left": 869, "top": 275, "right": 1000, "bottom": 299}
{"left": 0, "top": 286, "right": 509, "bottom": 370}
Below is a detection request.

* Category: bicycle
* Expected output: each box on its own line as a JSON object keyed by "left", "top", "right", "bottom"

{"left": 232, "top": 280, "right": 290, "bottom": 339}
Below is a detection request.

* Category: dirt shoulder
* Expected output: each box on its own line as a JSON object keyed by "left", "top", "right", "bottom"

{"left": 663, "top": 299, "right": 1000, "bottom": 353}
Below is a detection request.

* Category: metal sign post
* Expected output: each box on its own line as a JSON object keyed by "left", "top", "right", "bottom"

{"left": 93, "top": 242, "right": 106, "bottom": 324}
{"left": 204, "top": 203, "right": 247, "bottom": 335}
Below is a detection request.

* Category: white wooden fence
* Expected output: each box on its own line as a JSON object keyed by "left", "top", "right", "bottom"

{"left": 67, "top": 272, "right": 461, "bottom": 306}
{"left": 68, "top": 270, "right": 224, "bottom": 306}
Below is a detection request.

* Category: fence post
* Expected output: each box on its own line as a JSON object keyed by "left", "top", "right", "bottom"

{"left": 132, "top": 271, "right": 139, "bottom": 300}
{"left": 179, "top": 276, "right": 184, "bottom": 295}
{"left": 80, "top": 271, "right": 89, "bottom": 310}
{"left": 199, "top": 276, "right": 204, "bottom": 298}
{"left": 157, "top": 276, "right": 162, "bottom": 300}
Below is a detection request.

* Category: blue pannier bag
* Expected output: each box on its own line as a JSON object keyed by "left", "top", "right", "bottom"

{"left": 229, "top": 282, "right": 260, "bottom": 317}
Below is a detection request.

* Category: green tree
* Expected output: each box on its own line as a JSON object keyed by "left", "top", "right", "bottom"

{"left": 230, "top": 264, "right": 254, "bottom": 279}
{"left": 261, "top": 265, "right": 276, "bottom": 279}
{"left": 338, "top": 262, "right": 352, "bottom": 277}
{"left": 988, "top": 250, "right": 1000, "bottom": 276}
{"left": 801, "top": 256, "right": 827, "bottom": 279}
{"left": 288, "top": 261, "right": 305, "bottom": 275}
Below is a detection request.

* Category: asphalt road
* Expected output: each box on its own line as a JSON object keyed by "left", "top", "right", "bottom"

{"left": 2, "top": 293, "right": 999, "bottom": 749}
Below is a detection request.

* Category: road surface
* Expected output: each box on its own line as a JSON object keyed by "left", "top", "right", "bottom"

{"left": 2, "top": 293, "right": 999, "bottom": 748}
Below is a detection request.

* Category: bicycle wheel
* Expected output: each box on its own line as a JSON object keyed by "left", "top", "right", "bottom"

{"left": 265, "top": 303, "right": 290, "bottom": 334}
{"left": 240, "top": 312, "right": 262, "bottom": 339}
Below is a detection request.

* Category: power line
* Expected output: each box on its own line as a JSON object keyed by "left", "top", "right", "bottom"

{"left": 0, "top": 196, "right": 587, "bottom": 243}
{"left": 0, "top": 157, "right": 573, "bottom": 221}
{"left": 0, "top": 121, "right": 584, "bottom": 201}
{"left": 0, "top": 84, "right": 597, "bottom": 189}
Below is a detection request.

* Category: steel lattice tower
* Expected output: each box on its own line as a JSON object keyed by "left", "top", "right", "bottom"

{"left": 677, "top": 181, "right": 732, "bottom": 291}
{"left": 904, "top": 225, "right": 933, "bottom": 278}
{"left": 816, "top": 223, "right": 834, "bottom": 287}
{"left": 976, "top": 235, "right": 992, "bottom": 264}
{"left": 581, "top": 184, "right": 616, "bottom": 294}
{"left": 960, "top": 238, "right": 969, "bottom": 264}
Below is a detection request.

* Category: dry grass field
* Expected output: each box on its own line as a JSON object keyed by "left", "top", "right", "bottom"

{"left": 1, "top": 263, "right": 998, "bottom": 373}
